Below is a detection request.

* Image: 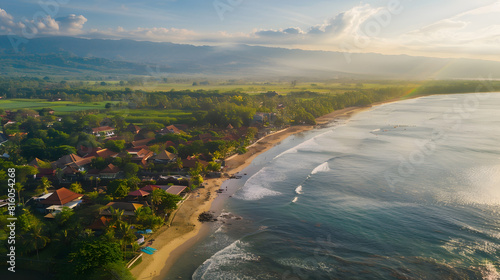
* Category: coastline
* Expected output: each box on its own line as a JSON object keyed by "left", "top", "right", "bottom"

{"left": 130, "top": 104, "right": 379, "bottom": 280}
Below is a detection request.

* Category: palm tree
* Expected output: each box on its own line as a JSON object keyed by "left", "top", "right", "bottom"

{"left": 39, "top": 177, "right": 51, "bottom": 193}
{"left": 13, "top": 183, "right": 24, "bottom": 205}
{"left": 150, "top": 189, "right": 163, "bottom": 214}
{"left": 109, "top": 207, "right": 124, "bottom": 223}
{"left": 176, "top": 157, "right": 183, "bottom": 171}
{"left": 26, "top": 224, "right": 50, "bottom": 260}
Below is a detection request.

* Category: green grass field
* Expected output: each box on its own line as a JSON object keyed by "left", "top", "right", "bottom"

{"left": 0, "top": 99, "right": 193, "bottom": 123}
{"left": 76, "top": 81, "right": 420, "bottom": 95}
{"left": 106, "top": 109, "right": 193, "bottom": 123}
{"left": 0, "top": 99, "right": 119, "bottom": 112}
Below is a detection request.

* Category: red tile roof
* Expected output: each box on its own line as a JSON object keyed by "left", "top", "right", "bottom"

{"left": 140, "top": 185, "right": 161, "bottom": 192}
{"left": 128, "top": 190, "right": 150, "bottom": 197}
{"left": 100, "top": 164, "right": 119, "bottom": 174}
{"left": 85, "top": 148, "right": 118, "bottom": 159}
{"left": 132, "top": 137, "right": 155, "bottom": 147}
{"left": 92, "top": 126, "right": 115, "bottom": 133}
{"left": 165, "top": 141, "right": 176, "bottom": 147}
{"left": 160, "top": 125, "right": 182, "bottom": 134}
{"left": 154, "top": 150, "right": 176, "bottom": 161}
{"left": 88, "top": 216, "right": 111, "bottom": 230}
{"left": 40, "top": 187, "right": 82, "bottom": 205}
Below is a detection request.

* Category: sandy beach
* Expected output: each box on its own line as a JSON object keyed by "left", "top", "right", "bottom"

{"left": 130, "top": 104, "right": 372, "bottom": 280}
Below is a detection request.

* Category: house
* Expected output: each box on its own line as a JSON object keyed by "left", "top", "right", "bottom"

{"left": 181, "top": 158, "right": 209, "bottom": 169}
{"left": 88, "top": 216, "right": 112, "bottom": 231}
{"left": 127, "top": 189, "right": 150, "bottom": 198}
{"left": 126, "top": 123, "right": 141, "bottom": 134}
{"left": 159, "top": 125, "right": 182, "bottom": 135}
{"left": 140, "top": 185, "right": 161, "bottom": 192}
{"left": 197, "top": 133, "right": 213, "bottom": 143}
{"left": 4, "top": 120, "right": 16, "bottom": 126}
{"left": 144, "top": 185, "right": 187, "bottom": 196}
{"left": 91, "top": 126, "right": 115, "bottom": 138}
{"left": 101, "top": 202, "right": 145, "bottom": 216}
{"left": 163, "top": 185, "right": 188, "bottom": 196}
{"left": 40, "top": 187, "right": 83, "bottom": 208}
{"left": 252, "top": 112, "right": 276, "bottom": 125}
{"left": 84, "top": 148, "right": 119, "bottom": 159}
{"left": 126, "top": 147, "right": 154, "bottom": 166}
{"left": 28, "top": 158, "right": 48, "bottom": 168}
{"left": 132, "top": 137, "right": 155, "bottom": 148}
{"left": 152, "top": 150, "right": 176, "bottom": 163}
{"left": 99, "top": 164, "right": 120, "bottom": 179}
{"left": 52, "top": 154, "right": 94, "bottom": 171}
{"left": 36, "top": 168, "right": 56, "bottom": 179}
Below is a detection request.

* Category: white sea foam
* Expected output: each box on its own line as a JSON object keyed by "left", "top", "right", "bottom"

{"left": 295, "top": 185, "right": 303, "bottom": 194}
{"left": 234, "top": 185, "right": 282, "bottom": 201}
{"left": 292, "top": 197, "right": 298, "bottom": 203}
{"left": 273, "top": 147, "right": 297, "bottom": 160}
{"left": 479, "top": 262, "right": 500, "bottom": 280}
{"left": 192, "top": 240, "right": 259, "bottom": 280}
{"left": 311, "top": 162, "right": 330, "bottom": 174}
{"left": 234, "top": 167, "right": 284, "bottom": 201}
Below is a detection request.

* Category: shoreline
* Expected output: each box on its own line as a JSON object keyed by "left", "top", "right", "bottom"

{"left": 130, "top": 103, "right": 389, "bottom": 280}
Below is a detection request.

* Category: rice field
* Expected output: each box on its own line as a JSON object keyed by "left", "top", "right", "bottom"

{"left": 0, "top": 99, "right": 119, "bottom": 112}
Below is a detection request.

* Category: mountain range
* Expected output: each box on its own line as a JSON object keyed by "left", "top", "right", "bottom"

{"left": 0, "top": 36, "right": 499, "bottom": 80}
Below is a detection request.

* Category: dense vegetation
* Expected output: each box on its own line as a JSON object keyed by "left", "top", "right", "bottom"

{"left": 1, "top": 77, "right": 498, "bottom": 279}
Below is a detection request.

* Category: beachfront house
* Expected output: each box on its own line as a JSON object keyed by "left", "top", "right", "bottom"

{"left": 101, "top": 202, "right": 145, "bottom": 216}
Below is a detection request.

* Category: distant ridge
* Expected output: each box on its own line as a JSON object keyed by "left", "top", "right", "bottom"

{"left": 1, "top": 36, "right": 500, "bottom": 79}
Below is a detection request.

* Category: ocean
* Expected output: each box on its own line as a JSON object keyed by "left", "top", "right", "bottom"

{"left": 165, "top": 92, "right": 500, "bottom": 280}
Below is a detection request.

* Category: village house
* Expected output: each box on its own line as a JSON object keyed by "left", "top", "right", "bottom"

{"left": 131, "top": 137, "right": 155, "bottom": 148}
{"left": 126, "top": 147, "right": 154, "bottom": 166}
{"left": 99, "top": 163, "right": 121, "bottom": 179}
{"left": 52, "top": 154, "right": 94, "bottom": 171}
{"left": 151, "top": 150, "right": 176, "bottom": 164}
{"left": 90, "top": 126, "right": 115, "bottom": 138}
{"left": 101, "top": 202, "right": 145, "bottom": 216}
{"left": 159, "top": 125, "right": 183, "bottom": 135}
{"left": 126, "top": 123, "right": 141, "bottom": 134}
{"left": 39, "top": 187, "right": 83, "bottom": 218}
{"left": 83, "top": 148, "right": 119, "bottom": 159}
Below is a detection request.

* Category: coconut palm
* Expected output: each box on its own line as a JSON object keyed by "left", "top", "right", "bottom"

{"left": 13, "top": 183, "right": 24, "bottom": 205}
{"left": 109, "top": 207, "right": 124, "bottom": 222}
{"left": 25, "top": 224, "right": 50, "bottom": 260}
{"left": 150, "top": 189, "right": 163, "bottom": 214}
{"left": 39, "top": 177, "right": 51, "bottom": 193}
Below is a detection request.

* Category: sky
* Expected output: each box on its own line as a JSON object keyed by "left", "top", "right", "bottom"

{"left": 1, "top": 0, "right": 500, "bottom": 61}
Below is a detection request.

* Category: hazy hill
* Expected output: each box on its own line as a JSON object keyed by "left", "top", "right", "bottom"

{"left": 0, "top": 36, "right": 499, "bottom": 79}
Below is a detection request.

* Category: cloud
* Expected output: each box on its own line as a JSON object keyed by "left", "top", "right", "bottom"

{"left": 56, "top": 14, "right": 88, "bottom": 34}
{"left": 397, "top": 1, "right": 500, "bottom": 60}
{"left": 86, "top": 26, "right": 198, "bottom": 43}
{"left": 255, "top": 27, "right": 304, "bottom": 37}
{"left": 2, "top": 2, "right": 500, "bottom": 62}
{"left": 0, "top": 9, "right": 87, "bottom": 36}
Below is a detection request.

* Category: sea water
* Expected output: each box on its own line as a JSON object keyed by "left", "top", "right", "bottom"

{"left": 166, "top": 92, "right": 500, "bottom": 279}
